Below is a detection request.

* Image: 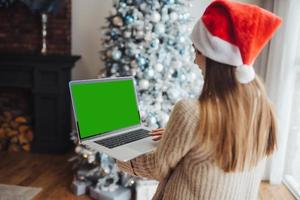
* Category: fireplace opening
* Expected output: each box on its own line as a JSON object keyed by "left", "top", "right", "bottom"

{"left": 0, "top": 87, "right": 33, "bottom": 152}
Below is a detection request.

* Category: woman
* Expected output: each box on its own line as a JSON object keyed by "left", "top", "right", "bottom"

{"left": 117, "top": 1, "right": 282, "bottom": 199}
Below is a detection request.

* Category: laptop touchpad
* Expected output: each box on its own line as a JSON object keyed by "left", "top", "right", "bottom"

{"left": 128, "top": 138, "right": 158, "bottom": 153}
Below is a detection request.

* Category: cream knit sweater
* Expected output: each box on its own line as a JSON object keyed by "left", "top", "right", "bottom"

{"left": 117, "top": 99, "right": 266, "bottom": 200}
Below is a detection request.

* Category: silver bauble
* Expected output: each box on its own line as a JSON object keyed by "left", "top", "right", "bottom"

{"left": 131, "top": 68, "right": 137, "bottom": 76}
{"left": 151, "top": 11, "right": 161, "bottom": 23}
{"left": 155, "top": 23, "right": 165, "bottom": 34}
{"left": 88, "top": 154, "right": 95, "bottom": 163}
{"left": 168, "top": 88, "right": 180, "bottom": 100}
{"left": 124, "top": 65, "right": 130, "bottom": 71}
{"left": 150, "top": 38, "right": 160, "bottom": 49}
{"left": 170, "top": 12, "right": 178, "bottom": 22}
{"left": 171, "top": 60, "right": 182, "bottom": 68}
{"left": 145, "top": 32, "right": 152, "bottom": 41}
{"left": 140, "top": 3, "right": 147, "bottom": 11}
{"left": 136, "top": 30, "right": 144, "bottom": 39}
{"left": 139, "top": 79, "right": 150, "bottom": 90}
{"left": 75, "top": 146, "right": 82, "bottom": 153}
{"left": 112, "top": 49, "right": 122, "bottom": 60}
{"left": 147, "top": 69, "right": 155, "bottom": 77}
{"left": 149, "top": 116, "right": 157, "bottom": 127}
{"left": 123, "top": 31, "right": 131, "bottom": 38}
{"left": 154, "top": 63, "right": 163, "bottom": 72}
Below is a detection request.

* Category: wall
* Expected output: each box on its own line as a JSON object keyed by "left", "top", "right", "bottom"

{"left": 71, "top": 0, "right": 262, "bottom": 80}
{"left": 71, "top": 0, "right": 112, "bottom": 80}
{"left": 0, "top": 0, "right": 71, "bottom": 54}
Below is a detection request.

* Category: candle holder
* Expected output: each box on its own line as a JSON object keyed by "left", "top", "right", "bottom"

{"left": 41, "top": 13, "right": 48, "bottom": 55}
{"left": 19, "top": 0, "right": 65, "bottom": 55}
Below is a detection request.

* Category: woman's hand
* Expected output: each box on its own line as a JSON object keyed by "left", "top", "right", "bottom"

{"left": 149, "top": 128, "right": 165, "bottom": 141}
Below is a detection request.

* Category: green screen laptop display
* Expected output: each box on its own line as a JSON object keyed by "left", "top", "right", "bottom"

{"left": 70, "top": 79, "right": 140, "bottom": 139}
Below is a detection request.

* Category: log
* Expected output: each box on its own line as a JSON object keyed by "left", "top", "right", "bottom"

{"left": 10, "top": 136, "right": 18, "bottom": 143}
{"left": 8, "top": 143, "right": 21, "bottom": 152}
{"left": 0, "top": 128, "right": 5, "bottom": 138}
{"left": 10, "top": 121, "right": 19, "bottom": 129}
{"left": 22, "top": 143, "right": 31, "bottom": 152}
{"left": 15, "top": 116, "right": 28, "bottom": 123}
{"left": 3, "top": 111, "right": 13, "bottom": 122}
{"left": 18, "top": 125, "right": 29, "bottom": 135}
{"left": 18, "top": 133, "right": 29, "bottom": 145}
{"left": 7, "top": 129, "right": 18, "bottom": 137}
{"left": 1, "top": 123, "right": 9, "bottom": 129}
{"left": 26, "top": 130, "right": 34, "bottom": 141}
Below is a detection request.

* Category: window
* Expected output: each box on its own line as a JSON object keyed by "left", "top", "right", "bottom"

{"left": 283, "top": 33, "right": 300, "bottom": 199}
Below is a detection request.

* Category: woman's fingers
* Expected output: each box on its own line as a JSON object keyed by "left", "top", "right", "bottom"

{"left": 151, "top": 128, "right": 165, "bottom": 132}
{"left": 149, "top": 131, "right": 163, "bottom": 135}
{"left": 152, "top": 135, "right": 162, "bottom": 141}
{"left": 149, "top": 128, "right": 165, "bottom": 141}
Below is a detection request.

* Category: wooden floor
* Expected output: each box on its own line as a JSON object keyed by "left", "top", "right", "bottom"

{"left": 0, "top": 152, "right": 295, "bottom": 200}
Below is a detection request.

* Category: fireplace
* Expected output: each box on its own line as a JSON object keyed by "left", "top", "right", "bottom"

{"left": 0, "top": 87, "right": 33, "bottom": 152}
{"left": 0, "top": 54, "right": 80, "bottom": 153}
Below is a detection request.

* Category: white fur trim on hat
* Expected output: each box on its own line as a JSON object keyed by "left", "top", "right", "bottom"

{"left": 235, "top": 65, "right": 255, "bottom": 84}
{"left": 190, "top": 19, "right": 256, "bottom": 84}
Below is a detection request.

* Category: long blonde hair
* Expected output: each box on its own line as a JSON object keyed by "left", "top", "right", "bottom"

{"left": 198, "top": 58, "right": 277, "bottom": 172}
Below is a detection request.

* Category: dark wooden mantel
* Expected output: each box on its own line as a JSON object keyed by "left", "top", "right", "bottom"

{"left": 0, "top": 54, "right": 80, "bottom": 153}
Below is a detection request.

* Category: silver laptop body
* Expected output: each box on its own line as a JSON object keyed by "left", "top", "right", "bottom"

{"left": 69, "top": 77, "right": 158, "bottom": 161}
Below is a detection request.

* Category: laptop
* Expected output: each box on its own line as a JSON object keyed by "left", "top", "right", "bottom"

{"left": 69, "top": 76, "right": 158, "bottom": 161}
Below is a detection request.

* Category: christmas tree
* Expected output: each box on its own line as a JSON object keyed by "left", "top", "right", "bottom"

{"left": 71, "top": 0, "right": 203, "bottom": 198}
{"left": 100, "top": 0, "right": 202, "bottom": 128}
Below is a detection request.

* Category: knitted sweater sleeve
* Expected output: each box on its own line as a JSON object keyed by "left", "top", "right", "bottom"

{"left": 116, "top": 100, "right": 199, "bottom": 181}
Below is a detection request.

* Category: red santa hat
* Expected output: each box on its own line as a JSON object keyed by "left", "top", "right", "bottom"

{"left": 191, "top": 0, "right": 282, "bottom": 84}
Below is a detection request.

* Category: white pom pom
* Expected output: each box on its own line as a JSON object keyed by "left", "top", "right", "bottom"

{"left": 235, "top": 65, "right": 255, "bottom": 84}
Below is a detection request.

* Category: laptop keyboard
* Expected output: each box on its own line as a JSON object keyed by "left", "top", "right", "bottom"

{"left": 94, "top": 129, "right": 150, "bottom": 149}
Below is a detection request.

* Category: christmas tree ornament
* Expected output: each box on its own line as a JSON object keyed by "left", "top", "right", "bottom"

{"left": 144, "top": 32, "right": 152, "bottom": 41}
{"left": 135, "top": 30, "right": 144, "bottom": 39}
{"left": 163, "top": 0, "right": 175, "bottom": 4}
{"left": 151, "top": 11, "right": 161, "bottom": 23}
{"left": 110, "top": 30, "right": 119, "bottom": 40}
{"left": 112, "top": 16, "right": 123, "bottom": 27}
{"left": 124, "top": 15, "right": 134, "bottom": 24}
{"left": 147, "top": 69, "right": 155, "bottom": 78}
{"left": 75, "top": 146, "right": 82, "bottom": 154}
{"left": 139, "top": 3, "right": 147, "bottom": 11}
{"left": 170, "top": 12, "right": 178, "bottom": 22}
{"left": 139, "top": 79, "right": 149, "bottom": 90}
{"left": 154, "top": 23, "right": 165, "bottom": 34}
{"left": 136, "top": 56, "right": 146, "bottom": 66}
{"left": 150, "top": 38, "right": 160, "bottom": 49}
{"left": 149, "top": 116, "right": 157, "bottom": 127}
{"left": 131, "top": 68, "right": 137, "bottom": 76}
{"left": 112, "top": 49, "right": 122, "bottom": 60}
{"left": 154, "top": 63, "right": 163, "bottom": 72}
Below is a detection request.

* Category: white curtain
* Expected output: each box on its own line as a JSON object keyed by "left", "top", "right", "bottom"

{"left": 255, "top": 0, "right": 300, "bottom": 184}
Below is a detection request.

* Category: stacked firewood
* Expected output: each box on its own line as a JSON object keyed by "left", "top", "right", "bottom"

{"left": 0, "top": 111, "right": 33, "bottom": 152}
